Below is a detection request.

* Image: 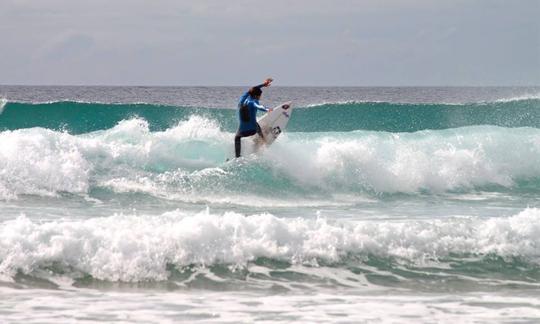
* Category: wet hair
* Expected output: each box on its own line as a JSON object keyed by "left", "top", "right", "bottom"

{"left": 249, "top": 87, "right": 262, "bottom": 98}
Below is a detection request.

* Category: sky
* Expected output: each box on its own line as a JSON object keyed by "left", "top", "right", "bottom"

{"left": 1, "top": 0, "right": 539, "bottom": 86}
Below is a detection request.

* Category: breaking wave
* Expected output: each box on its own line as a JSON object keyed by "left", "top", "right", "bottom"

{"left": 1, "top": 208, "right": 539, "bottom": 282}
{"left": 0, "top": 115, "right": 540, "bottom": 202}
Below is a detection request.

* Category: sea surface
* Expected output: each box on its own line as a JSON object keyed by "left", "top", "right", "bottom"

{"left": 1, "top": 85, "right": 540, "bottom": 323}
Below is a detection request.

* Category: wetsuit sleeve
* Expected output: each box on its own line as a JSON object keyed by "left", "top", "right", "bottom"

{"left": 253, "top": 101, "right": 268, "bottom": 112}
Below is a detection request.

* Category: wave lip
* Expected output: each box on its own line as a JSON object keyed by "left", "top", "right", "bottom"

{"left": 1, "top": 208, "right": 540, "bottom": 282}
{"left": 303, "top": 92, "right": 540, "bottom": 107}
{"left": 494, "top": 92, "right": 540, "bottom": 103}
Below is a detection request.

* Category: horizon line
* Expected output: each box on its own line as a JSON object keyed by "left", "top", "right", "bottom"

{"left": 2, "top": 84, "right": 540, "bottom": 88}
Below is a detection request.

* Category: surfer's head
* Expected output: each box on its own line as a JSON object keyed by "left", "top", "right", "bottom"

{"left": 249, "top": 87, "right": 263, "bottom": 100}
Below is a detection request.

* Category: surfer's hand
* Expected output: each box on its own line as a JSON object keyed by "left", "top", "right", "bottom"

{"left": 263, "top": 78, "right": 273, "bottom": 87}
{"left": 268, "top": 108, "right": 273, "bottom": 112}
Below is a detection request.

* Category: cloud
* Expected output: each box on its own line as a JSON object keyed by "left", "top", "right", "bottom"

{"left": 0, "top": 0, "right": 538, "bottom": 85}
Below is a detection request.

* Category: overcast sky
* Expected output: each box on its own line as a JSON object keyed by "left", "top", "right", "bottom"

{"left": 1, "top": 0, "right": 539, "bottom": 86}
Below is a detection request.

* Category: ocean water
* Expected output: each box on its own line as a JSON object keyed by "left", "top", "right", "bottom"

{"left": 1, "top": 85, "right": 540, "bottom": 323}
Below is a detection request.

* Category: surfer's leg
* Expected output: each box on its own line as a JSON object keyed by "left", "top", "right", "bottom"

{"left": 235, "top": 130, "right": 256, "bottom": 158}
{"left": 235, "top": 133, "right": 242, "bottom": 158}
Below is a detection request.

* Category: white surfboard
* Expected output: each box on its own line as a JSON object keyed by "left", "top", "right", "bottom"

{"left": 253, "top": 102, "right": 293, "bottom": 148}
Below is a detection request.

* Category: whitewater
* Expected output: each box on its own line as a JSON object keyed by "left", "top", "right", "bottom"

{"left": 1, "top": 86, "right": 540, "bottom": 323}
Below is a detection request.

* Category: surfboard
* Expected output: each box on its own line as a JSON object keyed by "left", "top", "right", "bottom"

{"left": 253, "top": 102, "right": 293, "bottom": 148}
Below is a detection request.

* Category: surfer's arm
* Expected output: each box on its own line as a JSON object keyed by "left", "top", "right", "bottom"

{"left": 243, "top": 78, "right": 273, "bottom": 104}
{"left": 253, "top": 102, "right": 269, "bottom": 112}
{"left": 252, "top": 78, "right": 273, "bottom": 90}
{"left": 255, "top": 104, "right": 273, "bottom": 113}
{"left": 242, "top": 84, "right": 265, "bottom": 103}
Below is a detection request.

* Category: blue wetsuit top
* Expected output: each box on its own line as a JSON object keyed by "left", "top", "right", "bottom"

{"left": 237, "top": 84, "right": 268, "bottom": 133}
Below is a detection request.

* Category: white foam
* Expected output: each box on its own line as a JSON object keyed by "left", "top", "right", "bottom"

{"left": 3, "top": 287, "right": 540, "bottom": 324}
{"left": 3, "top": 285, "right": 540, "bottom": 324}
{"left": 0, "top": 116, "right": 229, "bottom": 199}
{"left": 0, "top": 128, "right": 90, "bottom": 198}
{"left": 305, "top": 100, "right": 365, "bottom": 108}
{"left": 267, "top": 126, "right": 540, "bottom": 193}
{"left": 1, "top": 208, "right": 539, "bottom": 282}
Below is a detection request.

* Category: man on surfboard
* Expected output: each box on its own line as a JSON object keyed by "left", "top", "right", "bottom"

{"left": 234, "top": 78, "right": 274, "bottom": 158}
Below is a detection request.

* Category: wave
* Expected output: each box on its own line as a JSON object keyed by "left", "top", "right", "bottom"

{"left": 1, "top": 98, "right": 539, "bottom": 134}
{"left": 296, "top": 99, "right": 540, "bottom": 132}
{"left": 1, "top": 208, "right": 539, "bottom": 283}
{"left": 1, "top": 116, "right": 540, "bottom": 201}
{"left": 494, "top": 93, "right": 540, "bottom": 103}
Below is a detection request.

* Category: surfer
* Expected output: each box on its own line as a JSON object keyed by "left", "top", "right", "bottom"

{"left": 234, "top": 78, "right": 274, "bottom": 158}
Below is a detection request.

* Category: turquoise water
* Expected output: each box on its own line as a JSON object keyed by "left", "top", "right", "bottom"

{"left": 2, "top": 98, "right": 540, "bottom": 133}
{"left": 1, "top": 86, "right": 540, "bottom": 322}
